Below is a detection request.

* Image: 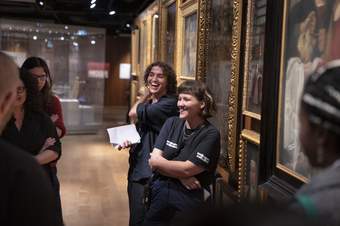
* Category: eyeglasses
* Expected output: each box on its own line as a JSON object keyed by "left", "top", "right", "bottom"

{"left": 32, "top": 74, "right": 47, "bottom": 81}
{"left": 17, "top": 86, "right": 26, "bottom": 94}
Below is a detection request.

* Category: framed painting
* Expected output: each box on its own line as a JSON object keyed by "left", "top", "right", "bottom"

{"left": 259, "top": 0, "right": 339, "bottom": 200}
{"left": 238, "top": 129, "right": 260, "bottom": 200}
{"left": 161, "top": 0, "right": 177, "bottom": 67}
{"left": 177, "top": 0, "right": 198, "bottom": 80}
{"left": 204, "top": 0, "right": 234, "bottom": 171}
{"left": 243, "top": 0, "right": 267, "bottom": 116}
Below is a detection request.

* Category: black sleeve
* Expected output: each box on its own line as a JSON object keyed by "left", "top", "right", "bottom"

{"left": 188, "top": 128, "right": 220, "bottom": 169}
{"left": 153, "top": 117, "right": 175, "bottom": 151}
{"left": 42, "top": 114, "right": 62, "bottom": 159}
{"left": 136, "top": 97, "right": 177, "bottom": 132}
{"left": 3, "top": 142, "right": 62, "bottom": 226}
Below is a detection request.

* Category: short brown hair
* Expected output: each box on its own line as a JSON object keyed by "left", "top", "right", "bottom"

{"left": 178, "top": 80, "right": 216, "bottom": 119}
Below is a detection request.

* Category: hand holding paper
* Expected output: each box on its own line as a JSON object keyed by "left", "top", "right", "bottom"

{"left": 107, "top": 124, "right": 140, "bottom": 148}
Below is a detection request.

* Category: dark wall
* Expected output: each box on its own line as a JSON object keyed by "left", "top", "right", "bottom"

{"left": 105, "top": 35, "right": 131, "bottom": 106}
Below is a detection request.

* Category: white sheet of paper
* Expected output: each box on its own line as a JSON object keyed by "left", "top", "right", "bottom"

{"left": 106, "top": 124, "right": 140, "bottom": 145}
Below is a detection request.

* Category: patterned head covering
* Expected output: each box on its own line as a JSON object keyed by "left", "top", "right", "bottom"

{"left": 301, "top": 60, "right": 340, "bottom": 135}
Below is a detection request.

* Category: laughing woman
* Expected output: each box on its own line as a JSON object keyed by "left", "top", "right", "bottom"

{"left": 144, "top": 80, "right": 220, "bottom": 226}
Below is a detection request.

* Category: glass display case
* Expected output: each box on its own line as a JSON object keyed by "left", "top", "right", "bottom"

{"left": 0, "top": 19, "right": 106, "bottom": 133}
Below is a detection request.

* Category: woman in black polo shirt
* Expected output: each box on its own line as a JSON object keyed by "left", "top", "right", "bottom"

{"left": 144, "top": 80, "right": 220, "bottom": 226}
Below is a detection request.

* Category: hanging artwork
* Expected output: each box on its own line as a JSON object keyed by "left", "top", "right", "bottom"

{"left": 181, "top": 12, "right": 197, "bottom": 78}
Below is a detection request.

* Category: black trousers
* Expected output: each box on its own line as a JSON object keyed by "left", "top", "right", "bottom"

{"left": 128, "top": 179, "right": 149, "bottom": 226}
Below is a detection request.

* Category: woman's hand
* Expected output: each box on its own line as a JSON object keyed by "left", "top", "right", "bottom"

{"left": 180, "top": 177, "right": 201, "bottom": 190}
{"left": 40, "top": 137, "right": 56, "bottom": 153}
{"left": 50, "top": 114, "right": 59, "bottom": 123}
{"left": 117, "top": 140, "right": 132, "bottom": 150}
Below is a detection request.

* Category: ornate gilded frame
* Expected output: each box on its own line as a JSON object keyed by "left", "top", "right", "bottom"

{"left": 176, "top": 0, "right": 198, "bottom": 80}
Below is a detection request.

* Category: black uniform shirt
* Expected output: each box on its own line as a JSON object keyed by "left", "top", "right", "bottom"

{"left": 128, "top": 95, "right": 178, "bottom": 182}
{"left": 154, "top": 117, "right": 220, "bottom": 188}
{"left": 2, "top": 110, "right": 61, "bottom": 160}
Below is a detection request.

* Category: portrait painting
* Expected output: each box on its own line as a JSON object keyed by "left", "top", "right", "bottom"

{"left": 205, "top": 0, "right": 233, "bottom": 167}
{"left": 245, "top": 142, "right": 260, "bottom": 201}
{"left": 181, "top": 12, "right": 197, "bottom": 78}
{"left": 277, "top": 0, "right": 339, "bottom": 180}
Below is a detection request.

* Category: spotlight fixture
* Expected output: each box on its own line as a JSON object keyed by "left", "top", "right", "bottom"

{"left": 73, "top": 42, "right": 78, "bottom": 47}
{"left": 38, "top": 1, "right": 44, "bottom": 6}
{"left": 65, "top": 25, "right": 69, "bottom": 30}
{"left": 33, "top": 35, "right": 38, "bottom": 40}
{"left": 90, "top": 3, "right": 96, "bottom": 8}
{"left": 109, "top": 10, "right": 116, "bottom": 15}
{"left": 60, "top": 36, "right": 65, "bottom": 41}
{"left": 91, "top": 0, "right": 96, "bottom": 4}
{"left": 126, "top": 24, "right": 130, "bottom": 28}
{"left": 91, "top": 40, "right": 96, "bottom": 45}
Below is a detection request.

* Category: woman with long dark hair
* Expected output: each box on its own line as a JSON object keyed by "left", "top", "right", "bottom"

{"left": 21, "top": 57, "right": 65, "bottom": 223}
{"left": 2, "top": 69, "right": 63, "bottom": 223}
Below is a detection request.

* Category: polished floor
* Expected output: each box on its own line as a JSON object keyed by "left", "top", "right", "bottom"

{"left": 58, "top": 106, "right": 130, "bottom": 226}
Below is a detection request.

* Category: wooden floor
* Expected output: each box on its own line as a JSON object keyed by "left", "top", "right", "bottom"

{"left": 58, "top": 106, "right": 130, "bottom": 226}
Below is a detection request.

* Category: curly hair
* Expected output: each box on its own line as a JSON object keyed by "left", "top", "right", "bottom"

{"left": 19, "top": 69, "right": 43, "bottom": 113}
{"left": 21, "top": 57, "right": 53, "bottom": 110}
{"left": 143, "top": 61, "right": 177, "bottom": 95}
{"left": 178, "top": 80, "right": 216, "bottom": 119}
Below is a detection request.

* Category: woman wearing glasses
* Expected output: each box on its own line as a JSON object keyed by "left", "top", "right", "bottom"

{"left": 2, "top": 69, "right": 62, "bottom": 222}
{"left": 21, "top": 57, "right": 65, "bottom": 223}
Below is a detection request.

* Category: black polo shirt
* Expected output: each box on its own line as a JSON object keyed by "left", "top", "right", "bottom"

{"left": 154, "top": 117, "right": 220, "bottom": 188}
{"left": 128, "top": 95, "right": 178, "bottom": 182}
{"left": 2, "top": 110, "right": 61, "bottom": 161}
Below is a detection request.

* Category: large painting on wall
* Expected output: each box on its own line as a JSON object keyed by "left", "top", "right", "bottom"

{"left": 181, "top": 12, "right": 198, "bottom": 78}
{"left": 277, "top": 0, "right": 337, "bottom": 181}
{"left": 164, "top": 2, "right": 176, "bottom": 67}
{"left": 243, "top": 0, "right": 267, "bottom": 115}
{"left": 205, "top": 0, "right": 233, "bottom": 169}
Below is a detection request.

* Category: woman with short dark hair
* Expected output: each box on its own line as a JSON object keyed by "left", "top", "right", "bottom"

{"left": 144, "top": 80, "right": 220, "bottom": 226}
{"left": 291, "top": 63, "right": 340, "bottom": 225}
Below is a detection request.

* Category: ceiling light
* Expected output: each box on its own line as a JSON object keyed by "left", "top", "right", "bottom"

{"left": 91, "top": 0, "right": 96, "bottom": 4}
{"left": 60, "top": 36, "right": 65, "bottom": 41}
{"left": 73, "top": 42, "right": 78, "bottom": 47}
{"left": 90, "top": 3, "right": 96, "bottom": 8}
{"left": 65, "top": 25, "right": 69, "bottom": 30}
{"left": 126, "top": 24, "right": 130, "bottom": 28}
{"left": 38, "top": 1, "right": 44, "bottom": 6}
{"left": 109, "top": 10, "right": 116, "bottom": 15}
{"left": 91, "top": 40, "right": 96, "bottom": 45}
{"left": 33, "top": 35, "right": 37, "bottom": 40}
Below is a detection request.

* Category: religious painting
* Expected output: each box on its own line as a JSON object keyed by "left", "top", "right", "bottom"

{"left": 245, "top": 141, "right": 260, "bottom": 201}
{"left": 205, "top": 0, "right": 233, "bottom": 169}
{"left": 163, "top": 1, "right": 176, "bottom": 67}
{"left": 243, "top": 0, "right": 267, "bottom": 115}
{"left": 181, "top": 11, "right": 198, "bottom": 78}
{"left": 277, "top": 0, "right": 338, "bottom": 181}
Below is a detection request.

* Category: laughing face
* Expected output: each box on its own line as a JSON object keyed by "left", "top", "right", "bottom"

{"left": 147, "top": 66, "right": 167, "bottom": 98}
{"left": 177, "top": 93, "right": 204, "bottom": 121}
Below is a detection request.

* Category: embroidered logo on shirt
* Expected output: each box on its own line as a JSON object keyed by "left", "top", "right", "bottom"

{"left": 166, "top": 140, "right": 178, "bottom": 149}
{"left": 196, "top": 152, "right": 210, "bottom": 164}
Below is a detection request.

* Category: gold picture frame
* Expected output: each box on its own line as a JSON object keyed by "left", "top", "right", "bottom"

{"left": 177, "top": 0, "right": 198, "bottom": 80}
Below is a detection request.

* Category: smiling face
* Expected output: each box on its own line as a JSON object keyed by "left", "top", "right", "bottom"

{"left": 177, "top": 93, "right": 204, "bottom": 121}
{"left": 146, "top": 66, "right": 167, "bottom": 98}
{"left": 28, "top": 66, "right": 47, "bottom": 91}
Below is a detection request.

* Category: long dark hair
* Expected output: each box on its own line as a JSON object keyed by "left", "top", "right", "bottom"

{"left": 143, "top": 61, "right": 177, "bottom": 95}
{"left": 20, "top": 68, "right": 43, "bottom": 113}
{"left": 21, "top": 57, "right": 53, "bottom": 110}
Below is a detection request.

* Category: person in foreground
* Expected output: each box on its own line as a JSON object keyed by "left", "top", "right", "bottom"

{"left": 144, "top": 80, "right": 220, "bottom": 226}
{"left": 291, "top": 63, "right": 340, "bottom": 225}
{"left": 0, "top": 51, "right": 62, "bottom": 225}
{"left": 118, "top": 61, "right": 178, "bottom": 226}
